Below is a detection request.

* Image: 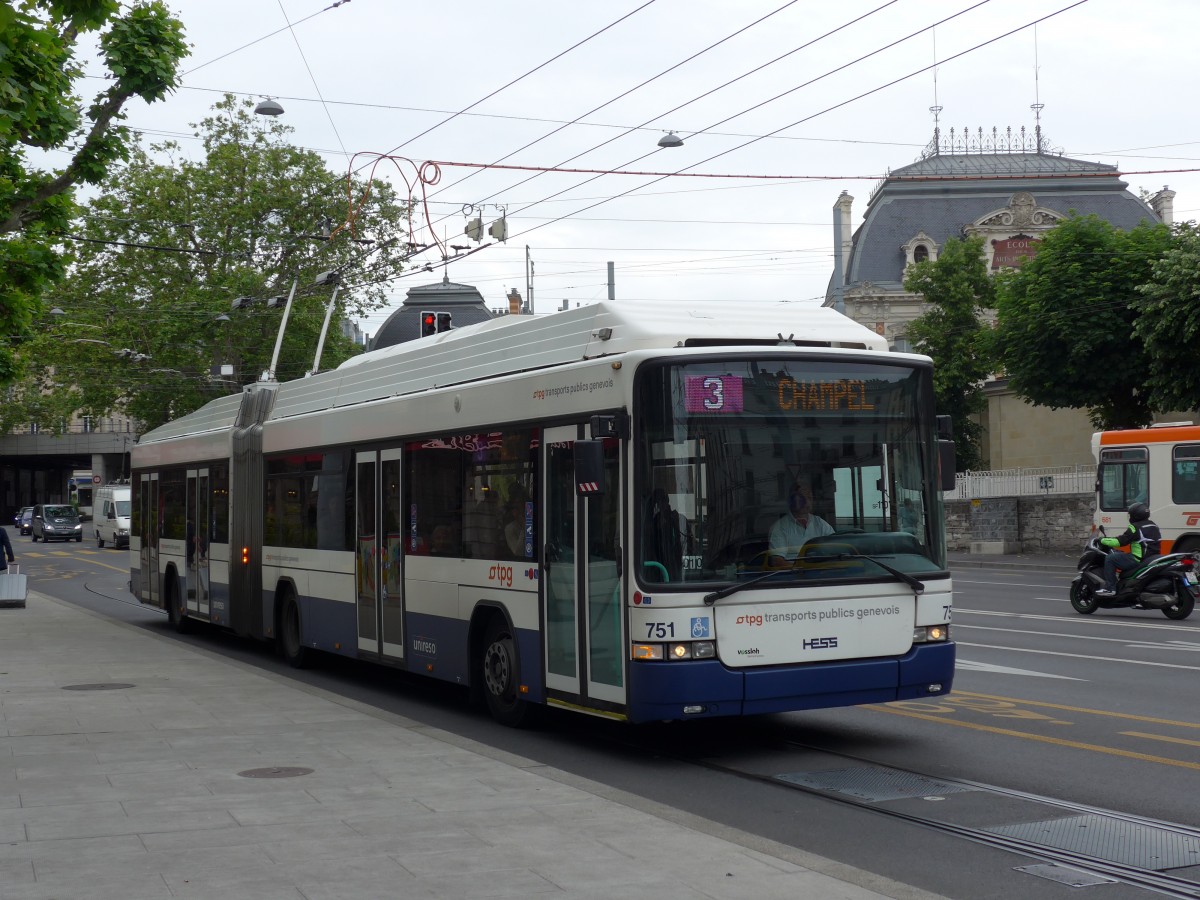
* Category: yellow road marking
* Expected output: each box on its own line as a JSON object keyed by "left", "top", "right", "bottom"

{"left": 1121, "top": 731, "right": 1200, "bottom": 749}
{"left": 18, "top": 553, "right": 129, "bottom": 574}
{"left": 864, "top": 704, "right": 1200, "bottom": 771}
{"left": 952, "top": 690, "right": 1200, "bottom": 730}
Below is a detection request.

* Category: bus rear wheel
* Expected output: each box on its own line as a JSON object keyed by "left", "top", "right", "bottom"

{"left": 166, "top": 577, "right": 190, "bottom": 634}
{"left": 279, "top": 591, "right": 311, "bottom": 668}
{"left": 480, "top": 616, "right": 535, "bottom": 727}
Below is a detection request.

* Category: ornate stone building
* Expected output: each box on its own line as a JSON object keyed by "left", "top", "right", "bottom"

{"left": 825, "top": 126, "right": 1176, "bottom": 470}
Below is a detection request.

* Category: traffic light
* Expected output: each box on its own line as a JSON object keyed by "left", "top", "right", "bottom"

{"left": 420, "top": 311, "right": 453, "bottom": 337}
{"left": 420, "top": 311, "right": 437, "bottom": 337}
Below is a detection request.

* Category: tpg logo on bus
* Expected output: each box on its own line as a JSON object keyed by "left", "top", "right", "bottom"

{"left": 488, "top": 564, "right": 513, "bottom": 588}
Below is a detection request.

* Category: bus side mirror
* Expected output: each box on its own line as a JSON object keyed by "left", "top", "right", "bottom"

{"left": 574, "top": 439, "right": 605, "bottom": 495}
{"left": 936, "top": 415, "right": 956, "bottom": 492}
{"left": 939, "top": 441, "right": 956, "bottom": 492}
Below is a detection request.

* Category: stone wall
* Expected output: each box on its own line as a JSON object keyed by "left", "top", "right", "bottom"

{"left": 944, "top": 493, "right": 1093, "bottom": 553}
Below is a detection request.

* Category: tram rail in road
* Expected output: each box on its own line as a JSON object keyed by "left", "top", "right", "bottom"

{"left": 719, "top": 741, "right": 1200, "bottom": 897}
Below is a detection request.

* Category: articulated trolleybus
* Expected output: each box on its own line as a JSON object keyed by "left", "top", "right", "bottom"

{"left": 130, "top": 300, "right": 955, "bottom": 725}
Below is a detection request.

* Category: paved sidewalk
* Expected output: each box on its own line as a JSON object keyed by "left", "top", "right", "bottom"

{"left": 0, "top": 592, "right": 948, "bottom": 900}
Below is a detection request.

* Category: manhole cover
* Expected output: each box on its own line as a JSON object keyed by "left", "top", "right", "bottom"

{"left": 237, "top": 767, "right": 313, "bottom": 779}
{"left": 776, "top": 767, "right": 978, "bottom": 802}
{"left": 61, "top": 683, "right": 136, "bottom": 691}
{"left": 1014, "top": 864, "right": 1116, "bottom": 887}
{"left": 988, "top": 815, "right": 1200, "bottom": 871}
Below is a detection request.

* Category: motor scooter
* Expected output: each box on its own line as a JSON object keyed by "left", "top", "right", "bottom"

{"left": 1070, "top": 529, "right": 1197, "bottom": 620}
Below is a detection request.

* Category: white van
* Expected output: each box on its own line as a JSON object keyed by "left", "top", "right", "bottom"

{"left": 94, "top": 484, "right": 132, "bottom": 548}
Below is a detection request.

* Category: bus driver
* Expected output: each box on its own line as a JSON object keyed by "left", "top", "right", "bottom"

{"left": 768, "top": 482, "right": 833, "bottom": 564}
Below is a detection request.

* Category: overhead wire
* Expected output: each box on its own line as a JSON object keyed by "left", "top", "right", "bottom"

{"left": 343, "top": 0, "right": 1003, "bottom": 290}
{"left": 62, "top": 0, "right": 1122, "bottom": 323}
{"left": 422, "top": 0, "right": 909, "bottom": 231}
{"left": 422, "top": 0, "right": 814, "bottom": 202}
{"left": 371, "top": 0, "right": 661, "bottom": 161}
{"left": 181, "top": 0, "right": 353, "bottom": 76}
{"left": 274, "top": 0, "right": 351, "bottom": 162}
{"left": 484, "top": 0, "right": 1092, "bottom": 253}
{"left": 492, "top": 0, "right": 998, "bottom": 238}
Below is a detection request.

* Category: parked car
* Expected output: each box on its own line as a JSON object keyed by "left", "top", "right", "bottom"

{"left": 18, "top": 507, "right": 34, "bottom": 535}
{"left": 32, "top": 504, "right": 83, "bottom": 542}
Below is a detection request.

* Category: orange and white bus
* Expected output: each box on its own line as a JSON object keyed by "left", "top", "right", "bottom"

{"left": 1093, "top": 424, "right": 1200, "bottom": 554}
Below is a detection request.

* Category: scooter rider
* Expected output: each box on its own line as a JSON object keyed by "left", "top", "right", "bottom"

{"left": 1095, "top": 502, "right": 1161, "bottom": 597}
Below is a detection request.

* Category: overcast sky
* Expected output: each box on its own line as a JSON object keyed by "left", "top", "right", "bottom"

{"left": 101, "top": 0, "right": 1200, "bottom": 338}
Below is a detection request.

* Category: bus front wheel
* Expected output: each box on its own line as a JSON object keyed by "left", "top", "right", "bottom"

{"left": 480, "top": 616, "right": 535, "bottom": 727}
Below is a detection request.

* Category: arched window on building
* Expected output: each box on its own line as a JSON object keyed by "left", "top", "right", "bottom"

{"left": 902, "top": 232, "right": 939, "bottom": 268}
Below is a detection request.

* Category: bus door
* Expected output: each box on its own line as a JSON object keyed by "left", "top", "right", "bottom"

{"left": 186, "top": 469, "right": 211, "bottom": 619}
{"left": 542, "top": 425, "right": 626, "bottom": 708}
{"left": 355, "top": 449, "right": 405, "bottom": 659}
{"left": 139, "top": 472, "right": 159, "bottom": 607}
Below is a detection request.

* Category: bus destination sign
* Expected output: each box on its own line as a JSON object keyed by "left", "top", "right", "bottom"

{"left": 686, "top": 374, "right": 876, "bottom": 414}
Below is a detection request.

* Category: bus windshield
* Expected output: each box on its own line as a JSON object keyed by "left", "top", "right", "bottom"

{"left": 635, "top": 357, "right": 946, "bottom": 589}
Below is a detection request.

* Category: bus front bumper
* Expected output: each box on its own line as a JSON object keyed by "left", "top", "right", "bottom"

{"left": 625, "top": 642, "right": 955, "bottom": 723}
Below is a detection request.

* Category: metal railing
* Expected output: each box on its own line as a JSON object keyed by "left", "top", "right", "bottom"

{"left": 944, "top": 465, "right": 1094, "bottom": 500}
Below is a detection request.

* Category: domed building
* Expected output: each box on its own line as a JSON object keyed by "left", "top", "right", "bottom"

{"left": 825, "top": 125, "right": 1176, "bottom": 469}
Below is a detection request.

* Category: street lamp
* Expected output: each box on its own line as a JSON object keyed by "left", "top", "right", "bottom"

{"left": 254, "top": 98, "right": 284, "bottom": 117}
{"left": 657, "top": 131, "right": 684, "bottom": 148}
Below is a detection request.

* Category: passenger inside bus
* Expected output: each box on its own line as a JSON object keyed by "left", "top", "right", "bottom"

{"left": 503, "top": 496, "right": 528, "bottom": 559}
{"left": 430, "top": 524, "right": 457, "bottom": 556}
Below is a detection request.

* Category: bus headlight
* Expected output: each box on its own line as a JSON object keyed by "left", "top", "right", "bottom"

{"left": 632, "top": 641, "right": 717, "bottom": 660}
{"left": 913, "top": 625, "right": 950, "bottom": 643}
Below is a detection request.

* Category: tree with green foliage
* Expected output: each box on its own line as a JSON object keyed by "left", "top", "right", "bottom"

{"left": 1, "top": 0, "right": 188, "bottom": 382}
{"left": 7, "top": 96, "right": 412, "bottom": 431}
{"left": 992, "top": 214, "right": 1172, "bottom": 430}
{"left": 903, "top": 235, "right": 995, "bottom": 471}
{"left": 1135, "top": 222, "right": 1200, "bottom": 414}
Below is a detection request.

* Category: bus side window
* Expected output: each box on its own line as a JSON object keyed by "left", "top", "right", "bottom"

{"left": 1173, "top": 444, "right": 1200, "bottom": 504}
{"left": 1099, "top": 448, "right": 1148, "bottom": 510}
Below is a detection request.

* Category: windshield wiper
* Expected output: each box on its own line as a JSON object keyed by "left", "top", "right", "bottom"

{"left": 703, "top": 568, "right": 794, "bottom": 605}
{"left": 702, "top": 553, "right": 925, "bottom": 606}
{"left": 813, "top": 552, "right": 926, "bottom": 595}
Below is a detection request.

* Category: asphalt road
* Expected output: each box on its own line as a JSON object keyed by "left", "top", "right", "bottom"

{"left": 15, "top": 536, "right": 1200, "bottom": 900}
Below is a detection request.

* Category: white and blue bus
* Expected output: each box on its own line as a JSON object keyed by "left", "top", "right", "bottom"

{"left": 130, "top": 300, "right": 955, "bottom": 725}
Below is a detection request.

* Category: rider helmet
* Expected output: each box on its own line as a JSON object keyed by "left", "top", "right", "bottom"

{"left": 1128, "top": 502, "right": 1150, "bottom": 523}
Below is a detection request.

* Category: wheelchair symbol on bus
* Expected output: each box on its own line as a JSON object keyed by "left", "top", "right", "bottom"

{"left": 691, "top": 617, "right": 710, "bottom": 639}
